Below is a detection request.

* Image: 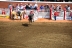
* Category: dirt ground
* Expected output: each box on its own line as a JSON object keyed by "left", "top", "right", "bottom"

{"left": 0, "top": 18, "right": 72, "bottom": 22}
{"left": 0, "top": 18, "right": 72, "bottom": 48}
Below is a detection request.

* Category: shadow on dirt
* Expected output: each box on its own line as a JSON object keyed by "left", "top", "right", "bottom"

{"left": 22, "top": 23, "right": 29, "bottom": 27}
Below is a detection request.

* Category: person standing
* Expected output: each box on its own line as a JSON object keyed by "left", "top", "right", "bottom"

{"left": 54, "top": 10, "right": 59, "bottom": 20}
{"left": 28, "top": 10, "right": 34, "bottom": 23}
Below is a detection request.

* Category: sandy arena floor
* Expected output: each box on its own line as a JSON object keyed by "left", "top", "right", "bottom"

{"left": 0, "top": 18, "right": 72, "bottom": 48}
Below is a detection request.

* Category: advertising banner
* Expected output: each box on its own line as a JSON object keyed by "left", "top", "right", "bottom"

{"left": 0, "top": 8, "right": 10, "bottom": 18}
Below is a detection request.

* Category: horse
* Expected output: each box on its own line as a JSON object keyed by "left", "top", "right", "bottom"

{"left": 11, "top": 10, "right": 26, "bottom": 20}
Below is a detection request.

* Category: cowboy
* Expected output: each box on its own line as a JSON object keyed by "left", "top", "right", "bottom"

{"left": 28, "top": 10, "right": 34, "bottom": 23}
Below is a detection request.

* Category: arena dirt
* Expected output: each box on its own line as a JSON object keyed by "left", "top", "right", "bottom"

{"left": 0, "top": 19, "right": 72, "bottom": 48}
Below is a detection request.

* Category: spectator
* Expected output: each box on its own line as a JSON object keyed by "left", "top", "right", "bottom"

{"left": 64, "top": 5, "right": 68, "bottom": 11}
{"left": 28, "top": 3, "right": 32, "bottom": 9}
{"left": 44, "top": 4, "right": 50, "bottom": 12}
{"left": 50, "top": 4, "right": 55, "bottom": 11}
{"left": 59, "top": 5, "right": 62, "bottom": 11}
{"left": 30, "top": 4, "right": 33, "bottom": 9}
{"left": 12, "top": 4, "right": 15, "bottom": 10}
{"left": 67, "top": 5, "right": 70, "bottom": 11}
{"left": 24, "top": 3, "right": 26, "bottom": 8}
{"left": 33, "top": 3, "right": 38, "bottom": 10}
{"left": 8, "top": 3, "right": 12, "bottom": 9}
{"left": 40, "top": 5, "right": 44, "bottom": 11}
{"left": 16, "top": 4, "right": 21, "bottom": 17}
{"left": 16, "top": 4, "right": 20, "bottom": 10}
{"left": 22, "top": 4, "right": 26, "bottom": 10}
{"left": 54, "top": 10, "right": 59, "bottom": 20}
{"left": 56, "top": 4, "right": 60, "bottom": 11}
{"left": 20, "top": 3, "right": 24, "bottom": 10}
{"left": 25, "top": 3, "right": 30, "bottom": 9}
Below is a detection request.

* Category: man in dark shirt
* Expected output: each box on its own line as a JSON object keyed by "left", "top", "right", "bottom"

{"left": 28, "top": 10, "right": 34, "bottom": 23}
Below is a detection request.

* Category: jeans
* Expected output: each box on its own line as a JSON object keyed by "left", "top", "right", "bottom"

{"left": 54, "top": 16, "right": 56, "bottom": 20}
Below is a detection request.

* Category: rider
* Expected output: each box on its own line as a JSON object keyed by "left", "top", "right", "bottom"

{"left": 28, "top": 10, "right": 34, "bottom": 23}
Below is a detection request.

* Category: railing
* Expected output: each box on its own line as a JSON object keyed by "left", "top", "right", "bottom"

{"left": 0, "top": 8, "right": 71, "bottom": 20}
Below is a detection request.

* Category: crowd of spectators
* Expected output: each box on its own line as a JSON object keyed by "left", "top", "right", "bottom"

{"left": 16, "top": 0, "right": 72, "bottom": 2}
{"left": 8, "top": 3, "right": 71, "bottom": 12}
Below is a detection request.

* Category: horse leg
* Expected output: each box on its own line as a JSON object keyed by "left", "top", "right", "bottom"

{"left": 29, "top": 20, "right": 31, "bottom": 24}
{"left": 20, "top": 15, "right": 22, "bottom": 20}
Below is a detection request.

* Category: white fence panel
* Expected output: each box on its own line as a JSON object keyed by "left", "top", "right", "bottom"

{"left": 65, "top": 12, "right": 71, "bottom": 20}
{"left": 38, "top": 12, "right": 50, "bottom": 18}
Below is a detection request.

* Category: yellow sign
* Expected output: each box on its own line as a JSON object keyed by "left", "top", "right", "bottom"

{"left": 0, "top": 15, "right": 9, "bottom": 18}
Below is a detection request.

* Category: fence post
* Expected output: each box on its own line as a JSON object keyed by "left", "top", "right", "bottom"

{"left": 64, "top": 8, "right": 66, "bottom": 20}
{"left": 10, "top": 6, "right": 12, "bottom": 19}
{"left": 50, "top": 8, "right": 52, "bottom": 20}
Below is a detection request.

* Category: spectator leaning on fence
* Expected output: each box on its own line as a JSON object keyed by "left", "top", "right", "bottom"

{"left": 29, "top": 4, "right": 33, "bottom": 9}
{"left": 12, "top": 4, "right": 15, "bottom": 10}
{"left": 16, "top": 4, "right": 21, "bottom": 17}
{"left": 64, "top": 5, "right": 68, "bottom": 11}
{"left": 44, "top": 4, "right": 50, "bottom": 12}
{"left": 67, "top": 5, "right": 70, "bottom": 12}
{"left": 59, "top": 5, "right": 62, "bottom": 11}
{"left": 56, "top": 4, "right": 60, "bottom": 11}
{"left": 40, "top": 5, "right": 44, "bottom": 11}
{"left": 25, "top": 3, "right": 30, "bottom": 10}
{"left": 16, "top": 4, "right": 20, "bottom": 10}
{"left": 33, "top": 3, "right": 38, "bottom": 10}
{"left": 20, "top": 3, "right": 24, "bottom": 10}
{"left": 8, "top": 3, "right": 12, "bottom": 9}
{"left": 50, "top": 4, "right": 55, "bottom": 11}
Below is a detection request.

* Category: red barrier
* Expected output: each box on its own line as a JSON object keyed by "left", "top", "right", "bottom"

{"left": 10, "top": 6, "right": 12, "bottom": 19}
{"left": 50, "top": 8, "right": 52, "bottom": 20}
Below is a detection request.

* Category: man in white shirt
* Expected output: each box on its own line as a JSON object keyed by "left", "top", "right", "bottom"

{"left": 33, "top": 3, "right": 38, "bottom": 10}
{"left": 16, "top": 4, "right": 21, "bottom": 17}
{"left": 20, "top": 3, "right": 24, "bottom": 10}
